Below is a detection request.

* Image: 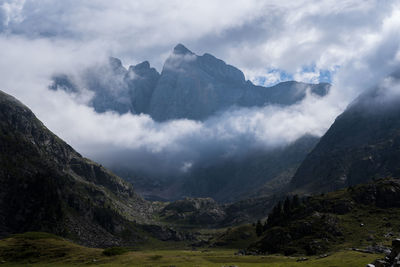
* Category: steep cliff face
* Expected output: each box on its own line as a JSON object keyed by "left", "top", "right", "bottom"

{"left": 290, "top": 83, "right": 400, "bottom": 194}
{"left": 147, "top": 44, "right": 248, "bottom": 121}
{"left": 51, "top": 44, "right": 329, "bottom": 121}
{"left": 0, "top": 90, "right": 153, "bottom": 247}
{"left": 126, "top": 61, "right": 160, "bottom": 114}
{"left": 148, "top": 44, "right": 329, "bottom": 121}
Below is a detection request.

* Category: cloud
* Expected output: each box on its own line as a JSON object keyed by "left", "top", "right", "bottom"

{"left": 0, "top": 1, "right": 400, "bottom": 178}
{"left": 0, "top": 35, "right": 340, "bottom": 176}
{"left": 0, "top": 1, "right": 395, "bottom": 77}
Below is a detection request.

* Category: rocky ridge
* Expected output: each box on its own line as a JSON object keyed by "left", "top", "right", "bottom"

{"left": 51, "top": 44, "right": 330, "bottom": 121}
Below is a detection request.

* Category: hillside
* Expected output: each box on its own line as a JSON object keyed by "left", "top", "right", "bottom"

{"left": 0, "top": 90, "right": 155, "bottom": 247}
{"left": 290, "top": 82, "right": 400, "bottom": 193}
{"left": 248, "top": 178, "right": 400, "bottom": 256}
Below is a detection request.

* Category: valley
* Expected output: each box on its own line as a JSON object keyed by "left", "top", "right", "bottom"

{"left": 1, "top": 86, "right": 400, "bottom": 265}
{"left": 1, "top": 3, "right": 400, "bottom": 266}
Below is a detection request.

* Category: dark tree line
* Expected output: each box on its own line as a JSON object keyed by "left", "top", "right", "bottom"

{"left": 267, "top": 195, "right": 303, "bottom": 227}
{"left": 254, "top": 194, "right": 305, "bottom": 236}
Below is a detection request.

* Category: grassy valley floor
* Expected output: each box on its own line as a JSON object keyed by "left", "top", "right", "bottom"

{"left": 0, "top": 232, "right": 380, "bottom": 267}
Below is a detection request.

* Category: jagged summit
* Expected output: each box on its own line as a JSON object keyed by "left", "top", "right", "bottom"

{"left": 133, "top": 60, "right": 151, "bottom": 70}
{"left": 173, "top": 43, "right": 194, "bottom": 55}
{"left": 51, "top": 44, "right": 330, "bottom": 121}
{"left": 108, "top": 56, "right": 124, "bottom": 70}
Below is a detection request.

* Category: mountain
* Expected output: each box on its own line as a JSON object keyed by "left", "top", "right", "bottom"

{"left": 148, "top": 44, "right": 329, "bottom": 121}
{"left": 50, "top": 44, "right": 330, "bottom": 121}
{"left": 0, "top": 89, "right": 298, "bottom": 248}
{"left": 0, "top": 90, "right": 155, "bottom": 247}
{"left": 50, "top": 57, "right": 160, "bottom": 115}
{"left": 290, "top": 79, "right": 400, "bottom": 194}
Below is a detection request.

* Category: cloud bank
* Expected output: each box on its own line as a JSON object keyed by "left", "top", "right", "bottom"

{"left": 0, "top": 1, "right": 400, "bottom": 177}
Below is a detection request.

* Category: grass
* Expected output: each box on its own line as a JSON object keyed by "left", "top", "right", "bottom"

{"left": 210, "top": 224, "right": 259, "bottom": 248}
{"left": 0, "top": 232, "right": 381, "bottom": 266}
{"left": 102, "top": 247, "right": 132, "bottom": 256}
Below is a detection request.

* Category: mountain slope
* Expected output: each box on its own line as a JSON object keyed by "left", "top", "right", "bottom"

{"left": 290, "top": 81, "right": 400, "bottom": 193}
{"left": 51, "top": 44, "right": 330, "bottom": 121}
{"left": 0, "top": 90, "right": 153, "bottom": 247}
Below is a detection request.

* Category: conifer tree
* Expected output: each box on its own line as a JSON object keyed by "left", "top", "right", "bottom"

{"left": 256, "top": 220, "right": 263, "bottom": 237}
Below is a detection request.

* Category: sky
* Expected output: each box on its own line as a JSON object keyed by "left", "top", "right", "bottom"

{"left": 0, "top": 0, "right": 400, "bottom": 176}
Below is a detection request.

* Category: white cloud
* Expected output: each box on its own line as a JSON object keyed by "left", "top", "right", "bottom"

{"left": 0, "top": 0, "right": 395, "bottom": 73}
{"left": 0, "top": 1, "right": 399, "bottom": 177}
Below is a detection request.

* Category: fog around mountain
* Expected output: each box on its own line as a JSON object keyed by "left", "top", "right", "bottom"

{"left": 0, "top": 1, "right": 400, "bottom": 179}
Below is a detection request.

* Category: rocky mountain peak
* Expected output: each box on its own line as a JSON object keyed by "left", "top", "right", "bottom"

{"left": 129, "top": 61, "right": 159, "bottom": 77}
{"left": 108, "top": 57, "right": 125, "bottom": 72}
{"left": 51, "top": 44, "right": 330, "bottom": 122}
{"left": 133, "top": 60, "right": 150, "bottom": 70}
{"left": 173, "top": 43, "right": 194, "bottom": 55}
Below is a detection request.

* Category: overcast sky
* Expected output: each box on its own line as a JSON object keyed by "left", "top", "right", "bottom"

{"left": 0, "top": 0, "right": 400, "bottom": 176}
{"left": 1, "top": 0, "right": 397, "bottom": 84}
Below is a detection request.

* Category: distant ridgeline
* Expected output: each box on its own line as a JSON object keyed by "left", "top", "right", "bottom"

{"left": 50, "top": 44, "right": 330, "bottom": 122}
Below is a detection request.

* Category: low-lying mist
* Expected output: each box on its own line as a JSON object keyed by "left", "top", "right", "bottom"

{"left": 1, "top": 4, "right": 400, "bottom": 180}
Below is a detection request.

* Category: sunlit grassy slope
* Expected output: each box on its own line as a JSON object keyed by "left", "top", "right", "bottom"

{"left": 0, "top": 232, "right": 379, "bottom": 267}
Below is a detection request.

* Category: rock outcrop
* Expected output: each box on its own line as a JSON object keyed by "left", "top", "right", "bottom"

{"left": 369, "top": 239, "right": 400, "bottom": 266}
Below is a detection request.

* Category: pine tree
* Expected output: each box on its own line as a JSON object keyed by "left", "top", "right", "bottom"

{"left": 256, "top": 220, "right": 263, "bottom": 237}
{"left": 263, "top": 220, "right": 268, "bottom": 232}
{"left": 283, "top": 196, "right": 291, "bottom": 216}
{"left": 267, "top": 201, "right": 283, "bottom": 226}
{"left": 291, "top": 195, "right": 300, "bottom": 209}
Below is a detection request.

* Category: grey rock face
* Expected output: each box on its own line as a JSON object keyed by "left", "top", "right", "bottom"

{"left": 51, "top": 44, "right": 330, "bottom": 121}
{"left": 148, "top": 44, "right": 329, "bottom": 121}
{"left": 148, "top": 44, "right": 247, "bottom": 121}
{"left": 125, "top": 61, "right": 160, "bottom": 114}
